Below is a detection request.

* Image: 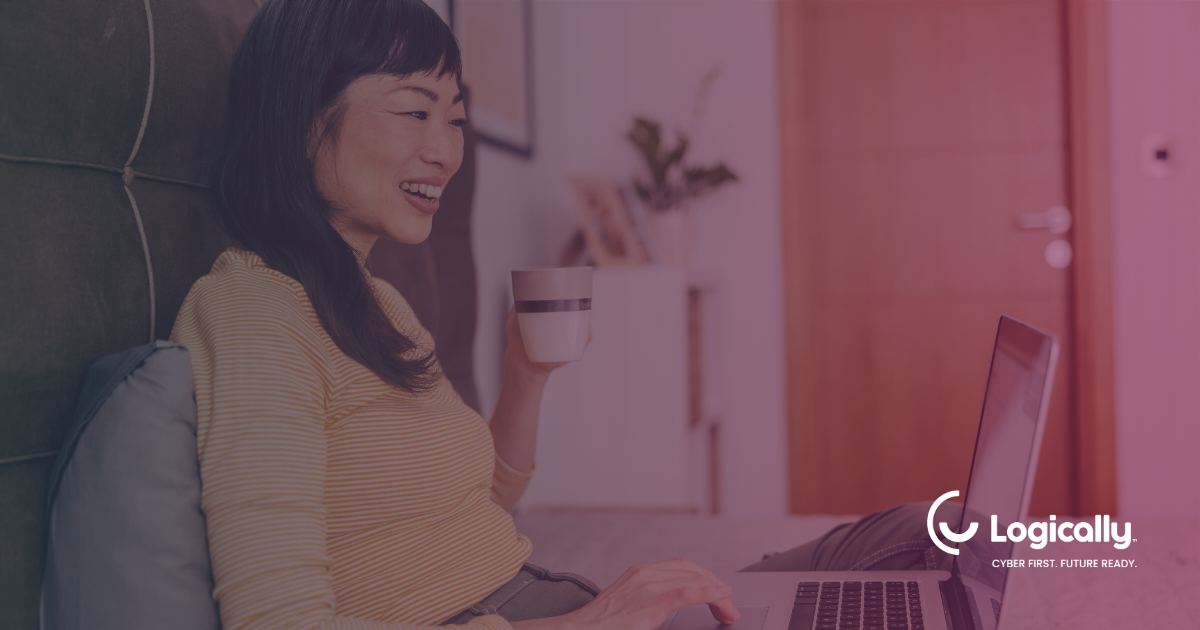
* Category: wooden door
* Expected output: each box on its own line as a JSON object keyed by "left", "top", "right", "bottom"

{"left": 780, "top": 0, "right": 1083, "bottom": 517}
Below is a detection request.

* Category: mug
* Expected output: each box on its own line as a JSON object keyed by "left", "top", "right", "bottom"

{"left": 511, "top": 267, "right": 592, "bottom": 363}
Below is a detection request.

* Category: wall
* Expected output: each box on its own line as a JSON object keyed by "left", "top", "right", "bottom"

{"left": 1107, "top": 0, "right": 1200, "bottom": 521}
{"left": 470, "top": 0, "right": 787, "bottom": 516}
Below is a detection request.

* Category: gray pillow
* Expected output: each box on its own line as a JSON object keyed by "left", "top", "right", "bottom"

{"left": 42, "top": 341, "right": 219, "bottom": 630}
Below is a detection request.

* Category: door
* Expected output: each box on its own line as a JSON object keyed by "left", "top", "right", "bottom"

{"left": 780, "top": 0, "right": 1079, "bottom": 517}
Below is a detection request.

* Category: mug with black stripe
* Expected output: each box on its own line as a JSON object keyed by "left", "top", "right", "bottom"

{"left": 511, "top": 267, "right": 593, "bottom": 363}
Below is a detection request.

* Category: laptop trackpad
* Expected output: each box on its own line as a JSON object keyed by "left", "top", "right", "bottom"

{"left": 668, "top": 606, "right": 769, "bottom": 630}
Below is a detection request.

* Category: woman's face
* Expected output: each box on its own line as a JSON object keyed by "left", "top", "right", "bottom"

{"left": 312, "top": 71, "right": 465, "bottom": 257}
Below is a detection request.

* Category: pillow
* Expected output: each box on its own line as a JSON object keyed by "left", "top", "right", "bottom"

{"left": 42, "top": 341, "right": 219, "bottom": 630}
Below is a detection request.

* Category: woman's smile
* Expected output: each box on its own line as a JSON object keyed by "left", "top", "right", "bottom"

{"left": 399, "top": 177, "right": 446, "bottom": 215}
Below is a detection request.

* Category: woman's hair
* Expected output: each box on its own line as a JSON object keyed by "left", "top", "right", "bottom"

{"left": 212, "top": 0, "right": 463, "bottom": 392}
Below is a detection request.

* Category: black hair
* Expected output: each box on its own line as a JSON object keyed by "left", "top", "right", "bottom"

{"left": 213, "top": 0, "right": 462, "bottom": 392}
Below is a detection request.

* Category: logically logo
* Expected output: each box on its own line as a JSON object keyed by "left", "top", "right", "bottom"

{"left": 928, "top": 490, "right": 977, "bottom": 555}
{"left": 926, "top": 490, "right": 1135, "bottom": 554}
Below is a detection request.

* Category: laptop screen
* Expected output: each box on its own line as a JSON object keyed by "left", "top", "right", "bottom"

{"left": 952, "top": 316, "right": 1058, "bottom": 630}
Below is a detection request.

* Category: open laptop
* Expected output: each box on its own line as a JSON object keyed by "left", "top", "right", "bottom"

{"left": 661, "top": 315, "right": 1060, "bottom": 630}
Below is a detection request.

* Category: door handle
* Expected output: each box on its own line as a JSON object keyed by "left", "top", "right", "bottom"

{"left": 1017, "top": 205, "right": 1071, "bottom": 234}
{"left": 1017, "top": 205, "right": 1073, "bottom": 269}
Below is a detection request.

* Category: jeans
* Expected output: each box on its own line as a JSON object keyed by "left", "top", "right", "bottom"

{"left": 441, "top": 501, "right": 962, "bottom": 625}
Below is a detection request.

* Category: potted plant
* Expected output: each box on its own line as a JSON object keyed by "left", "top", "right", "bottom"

{"left": 625, "top": 69, "right": 738, "bottom": 266}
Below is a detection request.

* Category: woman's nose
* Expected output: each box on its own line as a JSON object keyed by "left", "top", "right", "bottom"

{"left": 420, "top": 123, "right": 462, "bottom": 172}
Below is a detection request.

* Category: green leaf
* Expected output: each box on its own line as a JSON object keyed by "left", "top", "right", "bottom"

{"left": 627, "top": 117, "right": 671, "bottom": 187}
{"left": 685, "top": 164, "right": 738, "bottom": 187}
{"left": 627, "top": 118, "right": 660, "bottom": 159}
{"left": 627, "top": 113, "right": 737, "bottom": 210}
{"left": 633, "top": 180, "right": 652, "bottom": 203}
{"left": 703, "top": 163, "right": 738, "bottom": 186}
{"left": 665, "top": 134, "right": 689, "bottom": 168}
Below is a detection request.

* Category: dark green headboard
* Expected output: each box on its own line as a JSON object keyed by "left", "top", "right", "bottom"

{"left": 0, "top": 1, "right": 481, "bottom": 627}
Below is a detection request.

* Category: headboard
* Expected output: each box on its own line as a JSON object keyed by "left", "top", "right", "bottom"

{"left": 0, "top": 1, "right": 481, "bottom": 627}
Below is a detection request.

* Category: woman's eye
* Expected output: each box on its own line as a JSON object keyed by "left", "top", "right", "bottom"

{"left": 450, "top": 118, "right": 468, "bottom": 128}
{"left": 402, "top": 111, "right": 428, "bottom": 121}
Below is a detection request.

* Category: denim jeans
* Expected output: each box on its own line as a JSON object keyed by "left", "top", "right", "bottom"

{"left": 740, "top": 501, "right": 961, "bottom": 573}
{"left": 442, "top": 501, "right": 962, "bottom": 624}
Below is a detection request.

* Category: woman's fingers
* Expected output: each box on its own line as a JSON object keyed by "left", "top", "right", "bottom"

{"left": 708, "top": 597, "right": 741, "bottom": 624}
{"left": 657, "top": 581, "right": 736, "bottom": 619}
{"left": 503, "top": 305, "right": 575, "bottom": 373}
{"left": 569, "top": 559, "right": 739, "bottom": 629}
{"left": 630, "top": 558, "right": 731, "bottom": 593}
{"left": 642, "top": 560, "right": 739, "bottom": 624}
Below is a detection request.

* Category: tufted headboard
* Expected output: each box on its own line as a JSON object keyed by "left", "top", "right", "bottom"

{"left": 0, "top": 1, "right": 482, "bottom": 627}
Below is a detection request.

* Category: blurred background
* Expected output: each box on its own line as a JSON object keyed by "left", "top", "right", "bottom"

{"left": 448, "top": 0, "right": 1199, "bottom": 524}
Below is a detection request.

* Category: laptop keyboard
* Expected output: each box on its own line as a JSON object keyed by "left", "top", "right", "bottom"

{"left": 791, "top": 581, "right": 926, "bottom": 630}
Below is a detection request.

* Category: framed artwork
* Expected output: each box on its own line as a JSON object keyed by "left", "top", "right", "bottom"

{"left": 568, "top": 175, "right": 649, "bottom": 268}
{"left": 453, "top": 0, "right": 535, "bottom": 158}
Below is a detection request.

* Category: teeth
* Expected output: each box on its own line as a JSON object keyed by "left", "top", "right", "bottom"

{"left": 401, "top": 182, "right": 443, "bottom": 200}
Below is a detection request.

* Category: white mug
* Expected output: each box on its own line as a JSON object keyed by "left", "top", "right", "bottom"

{"left": 511, "top": 267, "right": 592, "bottom": 363}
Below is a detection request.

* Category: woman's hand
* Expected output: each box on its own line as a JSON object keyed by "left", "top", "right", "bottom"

{"left": 502, "top": 306, "right": 588, "bottom": 383}
{"left": 511, "top": 558, "right": 739, "bottom": 630}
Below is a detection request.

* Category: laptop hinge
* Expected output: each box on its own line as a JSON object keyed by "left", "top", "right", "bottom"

{"left": 939, "top": 579, "right": 975, "bottom": 630}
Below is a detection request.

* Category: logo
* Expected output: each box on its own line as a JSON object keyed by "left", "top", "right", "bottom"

{"left": 928, "top": 490, "right": 977, "bottom": 555}
{"left": 927, "top": 490, "right": 1135, "bottom": 554}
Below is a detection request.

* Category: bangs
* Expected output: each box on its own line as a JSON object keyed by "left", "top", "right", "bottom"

{"left": 343, "top": 0, "right": 462, "bottom": 87}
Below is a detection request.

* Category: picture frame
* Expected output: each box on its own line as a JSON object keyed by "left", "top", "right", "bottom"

{"left": 567, "top": 175, "right": 649, "bottom": 268}
{"left": 452, "top": 0, "right": 536, "bottom": 158}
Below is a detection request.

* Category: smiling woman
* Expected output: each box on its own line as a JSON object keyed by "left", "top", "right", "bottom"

{"left": 168, "top": 1, "right": 739, "bottom": 629}
{"left": 313, "top": 73, "right": 467, "bottom": 255}
{"left": 208, "top": 0, "right": 464, "bottom": 393}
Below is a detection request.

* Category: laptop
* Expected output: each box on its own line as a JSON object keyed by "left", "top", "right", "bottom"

{"left": 661, "top": 315, "right": 1060, "bottom": 630}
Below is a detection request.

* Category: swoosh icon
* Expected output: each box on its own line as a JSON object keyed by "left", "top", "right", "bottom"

{"left": 927, "top": 490, "right": 978, "bottom": 555}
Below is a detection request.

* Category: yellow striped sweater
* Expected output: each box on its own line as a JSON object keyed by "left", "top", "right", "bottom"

{"left": 170, "top": 247, "right": 533, "bottom": 630}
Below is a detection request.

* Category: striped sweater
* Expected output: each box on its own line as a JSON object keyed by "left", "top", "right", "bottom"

{"left": 170, "top": 247, "right": 532, "bottom": 630}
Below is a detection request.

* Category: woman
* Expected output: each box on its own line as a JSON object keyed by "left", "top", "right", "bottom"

{"left": 172, "top": 1, "right": 952, "bottom": 629}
